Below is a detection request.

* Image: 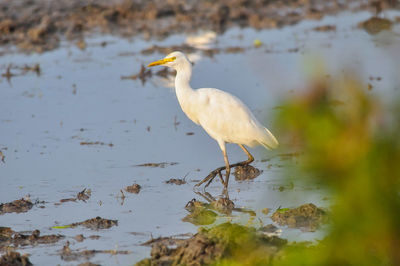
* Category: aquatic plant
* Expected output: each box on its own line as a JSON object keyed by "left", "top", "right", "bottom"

{"left": 272, "top": 72, "right": 400, "bottom": 265}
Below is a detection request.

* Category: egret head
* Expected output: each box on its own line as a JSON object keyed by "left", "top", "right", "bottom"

{"left": 148, "top": 51, "right": 191, "bottom": 70}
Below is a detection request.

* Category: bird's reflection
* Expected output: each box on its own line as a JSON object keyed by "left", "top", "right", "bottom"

{"left": 182, "top": 189, "right": 255, "bottom": 226}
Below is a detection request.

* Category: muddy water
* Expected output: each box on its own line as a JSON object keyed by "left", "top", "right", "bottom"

{"left": 1, "top": 11, "right": 400, "bottom": 265}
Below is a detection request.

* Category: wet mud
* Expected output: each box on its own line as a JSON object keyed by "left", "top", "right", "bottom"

{"left": 136, "top": 222, "right": 287, "bottom": 266}
{"left": 125, "top": 183, "right": 141, "bottom": 194}
{"left": 0, "top": 199, "right": 33, "bottom": 215}
{"left": 271, "top": 203, "right": 328, "bottom": 232}
{"left": 234, "top": 165, "right": 262, "bottom": 181}
{"left": 0, "top": 251, "right": 32, "bottom": 266}
{"left": 0, "top": 227, "right": 64, "bottom": 251}
{"left": 69, "top": 217, "right": 118, "bottom": 230}
{"left": 60, "top": 241, "right": 129, "bottom": 262}
{"left": 0, "top": 0, "right": 391, "bottom": 53}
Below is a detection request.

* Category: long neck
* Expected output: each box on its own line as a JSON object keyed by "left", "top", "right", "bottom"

{"left": 174, "top": 61, "right": 194, "bottom": 104}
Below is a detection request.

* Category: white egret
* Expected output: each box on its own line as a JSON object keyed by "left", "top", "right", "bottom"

{"left": 148, "top": 51, "right": 278, "bottom": 190}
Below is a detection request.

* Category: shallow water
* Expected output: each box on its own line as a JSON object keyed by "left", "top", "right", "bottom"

{"left": 1, "top": 11, "right": 400, "bottom": 265}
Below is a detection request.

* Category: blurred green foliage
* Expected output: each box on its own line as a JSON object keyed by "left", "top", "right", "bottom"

{"left": 209, "top": 223, "right": 286, "bottom": 266}
{"left": 273, "top": 73, "right": 400, "bottom": 265}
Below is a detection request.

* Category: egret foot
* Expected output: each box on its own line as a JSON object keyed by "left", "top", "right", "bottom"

{"left": 195, "top": 160, "right": 253, "bottom": 188}
{"left": 195, "top": 144, "right": 254, "bottom": 189}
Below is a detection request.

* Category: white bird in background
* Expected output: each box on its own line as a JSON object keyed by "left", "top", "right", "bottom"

{"left": 152, "top": 31, "right": 217, "bottom": 89}
{"left": 148, "top": 51, "right": 278, "bottom": 190}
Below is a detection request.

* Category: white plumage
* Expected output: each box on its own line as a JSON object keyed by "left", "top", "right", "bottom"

{"left": 148, "top": 51, "right": 278, "bottom": 189}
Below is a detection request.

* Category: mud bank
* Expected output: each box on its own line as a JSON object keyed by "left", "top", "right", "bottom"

{"left": 0, "top": 0, "right": 393, "bottom": 52}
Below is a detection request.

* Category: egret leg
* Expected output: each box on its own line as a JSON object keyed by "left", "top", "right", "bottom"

{"left": 223, "top": 149, "right": 230, "bottom": 190}
{"left": 238, "top": 144, "right": 254, "bottom": 164}
{"left": 195, "top": 144, "right": 255, "bottom": 189}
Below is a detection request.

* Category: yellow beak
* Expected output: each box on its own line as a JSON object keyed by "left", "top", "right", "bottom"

{"left": 148, "top": 56, "right": 176, "bottom": 67}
